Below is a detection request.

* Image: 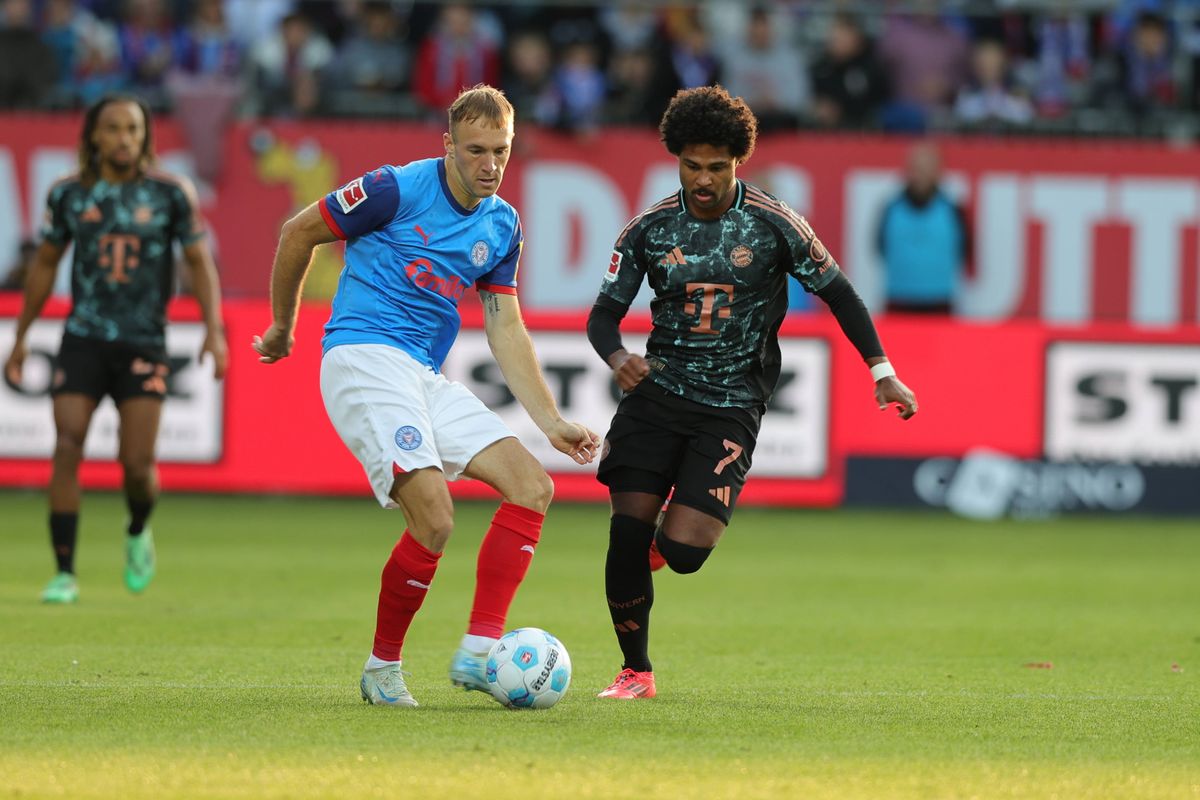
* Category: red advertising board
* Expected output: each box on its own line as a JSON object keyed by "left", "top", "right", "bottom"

{"left": 3, "top": 294, "right": 1195, "bottom": 505}
{"left": 3, "top": 115, "right": 1200, "bottom": 324}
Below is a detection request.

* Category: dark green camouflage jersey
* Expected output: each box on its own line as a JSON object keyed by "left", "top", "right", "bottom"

{"left": 41, "top": 171, "right": 206, "bottom": 349}
{"left": 597, "top": 181, "right": 839, "bottom": 409}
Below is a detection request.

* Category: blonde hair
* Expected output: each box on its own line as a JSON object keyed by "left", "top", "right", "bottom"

{"left": 448, "top": 84, "right": 514, "bottom": 135}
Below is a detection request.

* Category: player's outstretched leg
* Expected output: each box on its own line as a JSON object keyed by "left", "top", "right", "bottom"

{"left": 452, "top": 502, "right": 545, "bottom": 692}
{"left": 455, "top": 439, "right": 552, "bottom": 693}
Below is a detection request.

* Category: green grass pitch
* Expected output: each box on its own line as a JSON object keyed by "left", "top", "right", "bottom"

{"left": 1, "top": 490, "right": 1197, "bottom": 799}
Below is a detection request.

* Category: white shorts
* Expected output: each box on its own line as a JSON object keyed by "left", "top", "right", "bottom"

{"left": 320, "top": 344, "right": 515, "bottom": 508}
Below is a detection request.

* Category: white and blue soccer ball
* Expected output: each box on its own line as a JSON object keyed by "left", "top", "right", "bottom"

{"left": 485, "top": 627, "right": 572, "bottom": 709}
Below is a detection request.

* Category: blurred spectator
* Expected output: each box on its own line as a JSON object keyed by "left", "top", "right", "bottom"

{"left": 552, "top": 37, "right": 607, "bottom": 133}
{"left": 876, "top": 142, "right": 969, "bottom": 315}
{"left": 665, "top": 12, "right": 720, "bottom": 90}
{"left": 50, "top": 0, "right": 125, "bottom": 105}
{"left": 604, "top": 46, "right": 675, "bottom": 127}
{"left": 176, "top": 0, "right": 240, "bottom": 78}
{"left": 719, "top": 6, "right": 808, "bottom": 132}
{"left": 1029, "top": 13, "right": 1091, "bottom": 117}
{"left": 879, "top": 10, "right": 971, "bottom": 131}
{"left": 331, "top": 1, "right": 411, "bottom": 100}
{"left": 1, "top": 239, "right": 37, "bottom": 291}
{"left": 118, "top": 0, "right": 180, "bottom": 105}
{"left": 502, "top": 29, "right": 559, "bottom": 127}
{"left": 167, "top": 0, "right": 241, "bottom": 181}
{"left": 811, "top": 13, "right": 890, "bottom": 129}
{"left": 412, "top": 3, "right": 500, "bottom": 116}
{"left": 224, "top": 0, "right": 291, "bottom": 52}
{"left": 598, "top": 1, "right": 659, "bottom": 52}
{"left": 249, "top": 10, "right": 334, "bottom": 117}
{"left": 954, "top": 39, "right": 1034, "bottom": 128}
{"left": 1118, "top": 11, "right": 1176, "bottom": 116}
{"left": 0, "top": 0, "right": 57, "bottom": 108}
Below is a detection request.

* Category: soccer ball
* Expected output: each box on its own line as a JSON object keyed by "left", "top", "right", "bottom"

{"left": 485, "top": 627, "right": 572, "bottom": 709}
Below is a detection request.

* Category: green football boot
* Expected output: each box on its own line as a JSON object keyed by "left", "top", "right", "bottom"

{"left": 41, "top": 572, "right": 79, "bottom": 604}
{"left": 124, "top": 528, "right": 156, "bottom": 594}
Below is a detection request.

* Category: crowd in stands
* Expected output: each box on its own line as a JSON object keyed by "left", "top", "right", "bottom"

{"left": 1, "top": 0, "right": 1199, "bottom": 137}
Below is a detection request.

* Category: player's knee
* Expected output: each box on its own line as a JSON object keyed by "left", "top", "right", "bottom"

{"left": 120, "top": 455, "right": 155, "bottom": 485}
{"left": 506, "top": 468, "right": 554, "bottom": 514}
{"left": 52, "top": 435, "right": 85, "bottom": 465}
{"left": 654, "top": 530, "right": 713, "bottom": 575}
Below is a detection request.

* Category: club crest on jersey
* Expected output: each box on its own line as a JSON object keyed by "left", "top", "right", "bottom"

{"left": 134, "top": 206, "right": 153, "bottom": 224}
{"left": 604, "top": 250, "right": 622, "bottom": 282}
{"left": 470, "top": 240, "right": 489, "bottom": 267}
{"left": 730, "top": 244, "right": 754, "bottom": 268}
{"left": 395, "top": 426, "right": 422, "bottom": 451}
{"left": 336, "top": 177, "right": 368, "bottom": 213}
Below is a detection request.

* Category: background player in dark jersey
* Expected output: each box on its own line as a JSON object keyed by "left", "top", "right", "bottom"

{"left": 3, "top": 94, "right": 228, "bottom": 604}
{"left": 587, "top": 86, "right": 918, "bottom": 699}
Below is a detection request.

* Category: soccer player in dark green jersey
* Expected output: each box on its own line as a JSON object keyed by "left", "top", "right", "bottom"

{"left": 3, "top": 94, "right": 228, "bottom": 603}
{"left": 588, "top": 86, "right": 918, "bottom": 699}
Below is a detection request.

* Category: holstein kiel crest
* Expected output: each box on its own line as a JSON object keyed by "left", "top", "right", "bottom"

{"left": 470, "top": 240, "right": 489, "bottom": 267}
{"left": 394, "top": 426, "right": 422, "bottom": 451}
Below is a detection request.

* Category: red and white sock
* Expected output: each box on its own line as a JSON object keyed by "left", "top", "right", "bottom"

{"left": 467, "top": 502, "right": 544, "bottom": 640}
{"left": 371, "top": 531, "right": 441, "bottom": 662}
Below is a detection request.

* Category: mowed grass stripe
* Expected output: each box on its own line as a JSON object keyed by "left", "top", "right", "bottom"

{"left": 1, "top": 491, "right": 1196, "bottom": 799}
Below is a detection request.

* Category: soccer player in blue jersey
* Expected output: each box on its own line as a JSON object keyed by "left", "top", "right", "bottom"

{"left": 254, "top": 85, "right": 600, "bottom": 708}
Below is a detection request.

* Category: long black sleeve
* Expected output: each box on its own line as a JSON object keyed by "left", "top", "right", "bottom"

{"left": 587, "top": 298, "right": 628, "bottom": 363}
{"left": 815, "top": 272, "right": 885, "bottom": 360}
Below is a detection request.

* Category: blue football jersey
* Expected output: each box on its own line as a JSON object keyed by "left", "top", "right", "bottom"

{"left": 319, "top": 157, "right": 523, "bottom": 370}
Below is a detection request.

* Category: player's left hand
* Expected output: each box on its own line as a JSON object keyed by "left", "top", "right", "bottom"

{"left": 200, "top": 329, "right": 228, "bottom": 379}
{"left": 876, "top": 376, "right": 918, "bottom": 420}
{"left": 546, "top": 420, "right": 601, "bottom": 465}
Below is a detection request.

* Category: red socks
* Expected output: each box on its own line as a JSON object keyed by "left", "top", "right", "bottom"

{"left": 372, "top": 532, "right": 441, "bottom": 661}
{"left": 467, "top": 502, "right": 545, "bottom": 639}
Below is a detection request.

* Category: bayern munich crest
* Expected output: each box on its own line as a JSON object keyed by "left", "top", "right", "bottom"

{"left": 730, "top": 244, "right": 754, "bottom": 268}
{"left": 395, "top": 426, "right": 423, "bottom": 451}
{"left": 470, "top": 240, "right": 489, "bottom": 266}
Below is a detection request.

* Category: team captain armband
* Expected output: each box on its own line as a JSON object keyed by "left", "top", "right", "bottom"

{"left": 319, "top": 168, "right": 401, "bottom": 240}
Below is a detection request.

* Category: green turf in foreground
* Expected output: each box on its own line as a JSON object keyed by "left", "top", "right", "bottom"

{"left": 1, "top": 491, "right": 1197, "bottom": 799}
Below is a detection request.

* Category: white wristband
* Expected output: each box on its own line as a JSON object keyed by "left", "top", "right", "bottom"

{"left": 870, "top": 362, "right": 896, "bottom": 382}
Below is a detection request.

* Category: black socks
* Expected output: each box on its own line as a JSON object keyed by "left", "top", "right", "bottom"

{"left": 49, "top": 512, "right": 78, "bottom": 574}
{"left": 605, "top": 514, "right": 655, "bottom": 673}
{"left": 127, "top": 497, "right": 154, "bottom": 536}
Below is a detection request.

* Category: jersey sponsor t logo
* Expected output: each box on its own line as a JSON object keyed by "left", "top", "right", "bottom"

{"left": 336, "top": 177, "right": 368, "bottom": 213}
{"left": 98, "top": 233, "right": 141, "bottom": 283}
{"left": 605, "top": 250, "right": 622, "bottom": 282}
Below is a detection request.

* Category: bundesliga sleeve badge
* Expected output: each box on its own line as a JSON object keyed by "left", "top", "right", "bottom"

{"left": 336, "top": 177, "right": 368, "bottom": 213}
{"left": 604, "top": 250, "right": 622, "bottom": 282}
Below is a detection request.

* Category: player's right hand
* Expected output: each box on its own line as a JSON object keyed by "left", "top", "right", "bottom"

{"left": 610, "top": 352, "right": 650, "bottom": 392}
{"left": 4, "top": 339, "right": 27, "bottom": 388}
{"left": 252, "top": 324, "right": 294, "bottom": 364}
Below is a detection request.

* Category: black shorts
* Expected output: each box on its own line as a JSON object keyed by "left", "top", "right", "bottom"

{"left": 53, "top": 333, "right": 169, "bottom": 404}
{"left": 596, "top": 382, "right": 761, "bottom": 524}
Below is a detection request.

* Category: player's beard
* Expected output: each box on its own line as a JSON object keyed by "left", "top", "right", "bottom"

{"left": 103, "top": 150, "right": 139, "bottom": 179}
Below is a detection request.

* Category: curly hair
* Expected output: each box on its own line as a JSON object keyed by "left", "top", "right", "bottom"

{"left": 79, "top": 94, "right": 155, "bottom": 186}
{"left": 659, "top": 86, "right": 758, "bottom": 163}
